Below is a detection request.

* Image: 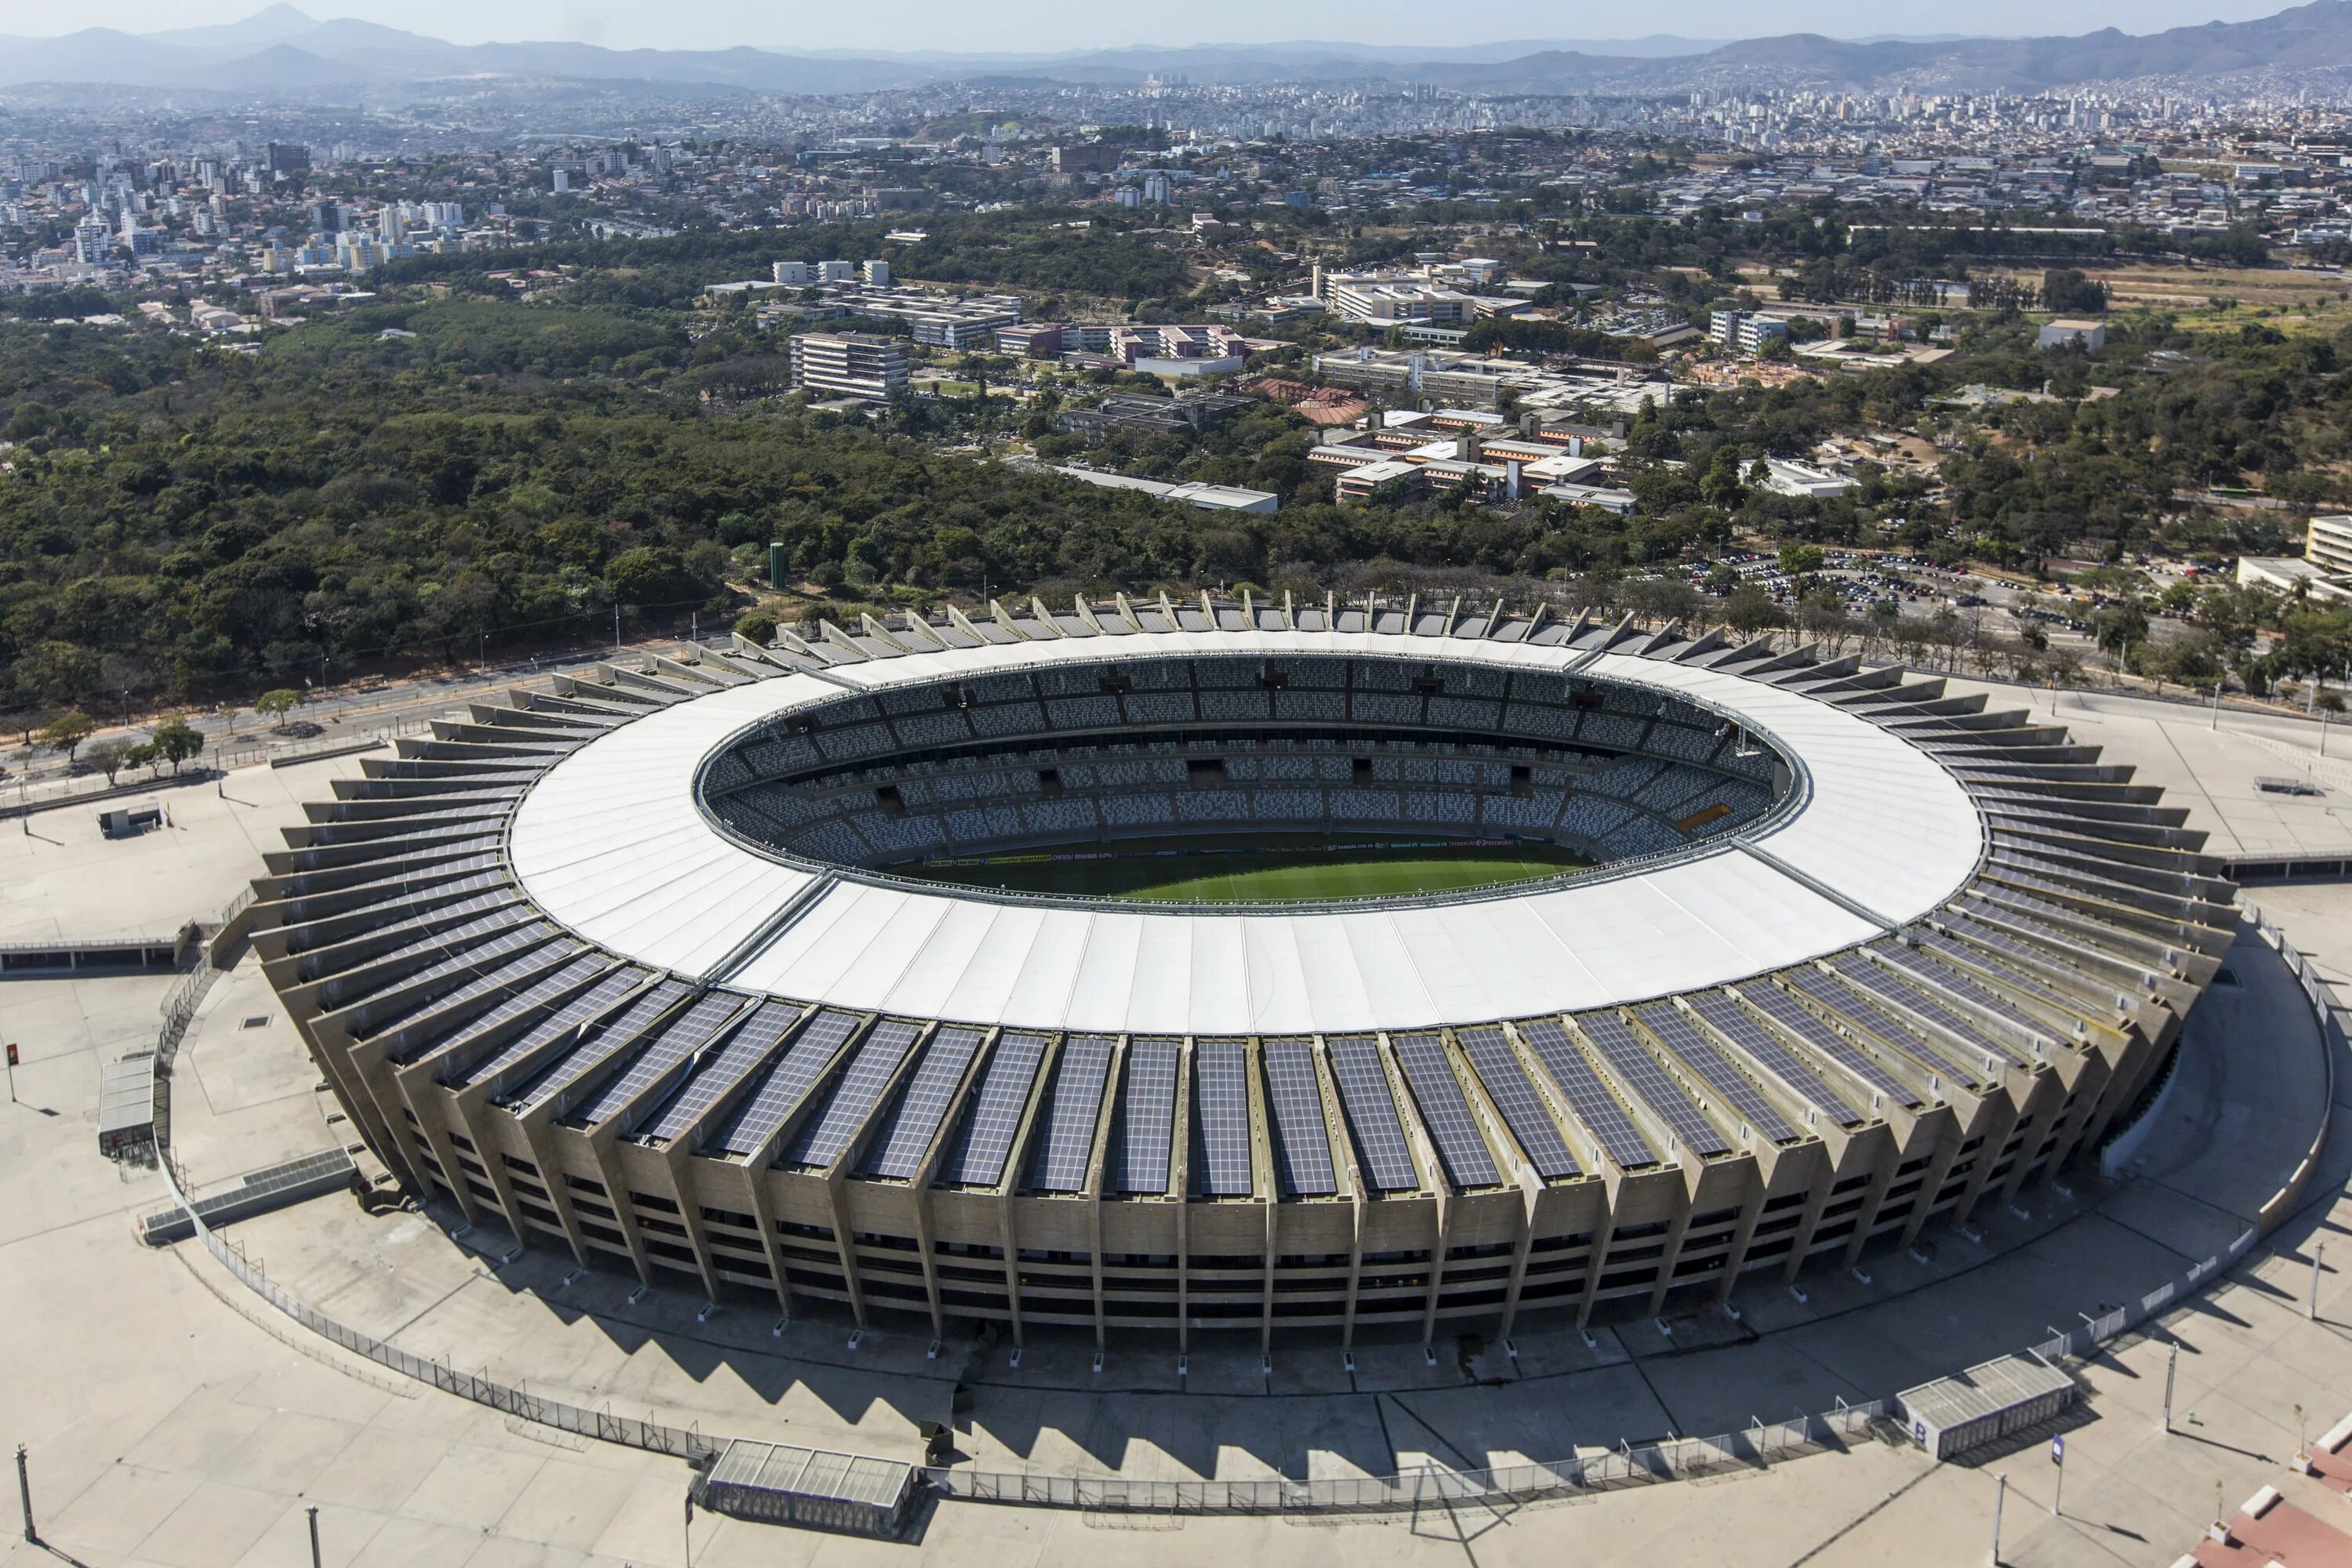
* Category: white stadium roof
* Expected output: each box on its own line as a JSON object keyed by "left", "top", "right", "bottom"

{"left": 506, "top": 630, "right": 1984, "bottom": 1036}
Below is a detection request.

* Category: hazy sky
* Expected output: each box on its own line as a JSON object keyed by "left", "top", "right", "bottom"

{"left": 0, "top": 0, "right": 2303, "bottom": 53}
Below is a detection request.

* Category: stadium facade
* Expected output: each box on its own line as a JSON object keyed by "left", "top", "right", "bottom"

{"left": 252, "top": 595, "right": 2230, "bottom": 1351}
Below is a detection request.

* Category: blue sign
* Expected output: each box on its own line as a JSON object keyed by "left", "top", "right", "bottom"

{"left": 2051, "top": 1436, "right": 2065, "bottom": 1465}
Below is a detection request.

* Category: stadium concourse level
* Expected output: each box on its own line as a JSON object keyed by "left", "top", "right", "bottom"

{"left": 697, "top": 652, "right": 1787, "bottom": 884}
{"left": 245, "top": 592, "right": 2234, "bottom": 1356}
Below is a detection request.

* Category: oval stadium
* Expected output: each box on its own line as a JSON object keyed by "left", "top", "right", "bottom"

{"left": 252, "top": 594, "right": 2231, "bottom": 1352}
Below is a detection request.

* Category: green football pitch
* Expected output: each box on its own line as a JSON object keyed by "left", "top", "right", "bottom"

{"left": 909, "top": 835, "right": 1592, "bottom": 904}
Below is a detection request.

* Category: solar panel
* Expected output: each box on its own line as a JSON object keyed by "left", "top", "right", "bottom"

{"left": 1111, "top": 1036, "right": 1181, "bottom": 1195}
{"left": 1631, "top": 1004, "right": 1799, "bottom": 1144}
{"left": 288, "top": 870, "right": 513, "bottom": 952}
{"left": 1915, "top": 928, "right": 2089, "bottom": 1016}
{"left": 647, "top": 1001, "right": 804, "bottom": 1146}
{"left": 946, "top": 1031, "right": 1051, "bottom": 1187}
{"left": 349, "top": 903, "right": 537, "bottom": 982}
{"left": 1192, "top": 1040, "right": 1254, "bottom": 1197}
{"left": 1258, "top": 1037, "right": 1336, "bottom": 1197}
{"left": 1515, "top": 1018, "right": 1658, "bottom": 1170}
{"left": 1788, "top": 967, "right": 1977, "bottom": 1087}
{"left": 708, "top": 1007, "right": 860, "bottom": 1156}
{"left": 1454, "top": 1027, "right": 1577, "bottom": 1180}
{"left": 1737, "top": 982, "right": 1922, "bottom": 1109}
{"left": 1944, "top": 909, "right": 2100, "bottom": 991}
{"left": 451, "top": 965, "right": 648, "bottom": 1089}
{"left": 373, "top": 937, "right": 576, "bottom": 1054}
{"left": 1324, "top": 1036, "right": 1418, "bottom": 1192}
{"left": 359, "top": 923, "right": 559, "bottom": 1035}
{"left": 504, "top": 978, "right": 692, "bottom": 1112}
{"left": 1684, "top": 990, "right": 1863, "bottom": 1127}
{"left": 1875, "top": 940, "right": 2062, "bottom": 1048}
{"left": 1031, "top": 1034, "right": 1116, "bottom": 1193}
{"left": 1574, "top": 1012, "right": 1730, "bottom": 1156}
{"left": 295, "top": 888, "right": 518, "bottom": 973}
{"left": 564, "top": 991, "right": 748, "bottom": 1128}
{"left": 1833, "top": 953, "right": 2025, "bottom": 1069}
{"left": 408, "top": 953, "right": 615, "bottom": 1074}
{"left": 862, "top": 1026, "right": 985, "bottom": 1180}
{"left": 789, "top": 1018, "right": 923, "bottom": 1168}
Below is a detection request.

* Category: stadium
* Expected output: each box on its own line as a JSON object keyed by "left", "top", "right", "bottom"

{"left": 250, "top": 593, "right": 2231, "bottom": 1352}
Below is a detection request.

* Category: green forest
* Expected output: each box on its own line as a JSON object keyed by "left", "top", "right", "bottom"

{"left": 2, "top": 252, "right": 2351, "bottom": 723}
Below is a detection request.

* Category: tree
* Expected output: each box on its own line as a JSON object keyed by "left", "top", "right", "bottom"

{"left": 1778, "top": 543, "right": 1826, "bottom": 578}
{"left": 83, "top": 738, "right": 135, "bottom": 785}
{"left": 1722, "top": 585, "right": 1783, "bottom": 636}
{"left": 38, "top": 710, "right": 95, "bottom": 761}
{"left": 149, "top": 717, "right": 204, "bottom": 775}
{"left": 255, "top": 689, "right": 301, "bottom": 731}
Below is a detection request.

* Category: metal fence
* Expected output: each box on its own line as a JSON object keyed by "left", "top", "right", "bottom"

{"left": 2246, "top": 902, "right": 2342, "bottom": 1236}
{"left": 209, "top": 715, "right": 430, "bottom": 773}
{"left": 927, "top": 1402, "right": 1884, "bottom": 1515}
{"left": 2025, "top": 1228, "right": 2257, "bottom": 1369}
{"left": 151, "top": 1153, "right": 717, "bottom": 1463}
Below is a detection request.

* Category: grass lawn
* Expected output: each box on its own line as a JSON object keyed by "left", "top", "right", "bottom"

{"left": 909, "top": 835, "right": 1592, "bottom": 904}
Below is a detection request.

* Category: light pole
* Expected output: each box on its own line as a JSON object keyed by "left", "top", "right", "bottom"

{"left": 17, "top": 1444, "right": 34, "bottom": 1544}
{"left": 2312, "top": 1240, "right": 2326, "bottom": 1321}
{"left": 2161, "top": 1341, "right": 2177, "bottom": 1434}
{"left": 1990, "top": 1472, "right": 2006, "bottom": 1566}
{"left": 307, "top": 1504, "right": 321, "bottom": 1567}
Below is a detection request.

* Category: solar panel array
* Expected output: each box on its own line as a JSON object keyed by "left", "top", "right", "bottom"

{"left": 1944, "top": 911, "right": 2096, "bottom": 996}
{"left": 365, "top": 924, "right": 561, "bottom": 1037}
{"left": 1575, "top": 1012, "right": 1730, "bottom": 1157}
{"left": 652, "top": 1002, "right": 804, "bottom": 1147}
{"left": 1630, "top": 1003, "right": 1798, "bottom": 1145}
{"left": 1113, "top": 1037, "right": 1182, "bottom": 1195}
{"left": 1192, "top": 1039, "right": 1254, "bottom": 1196}
{"left": 565, "top": 991, "right": 747, "bottom": 1129}
{"left": 505, "top": 978, "right": 692, "bottom": 1112}
{"left": 1324, "top": 1036, "right": 1417, "bottom": 1192}
{"left": 1790, "top": 967, "right": 1975, "bottom": 1087}
{"left": 358, "top": 903, "right": 536, "bottom": 980}
{"left": 1875, "top": 941, "right": 2058, "bottom": 1049}
{"left": 1837, "top": 954, "right": 2027, "bottom": 1068}
{"left": 862, "top": 1025, "right": 985, "bottom": 1180}
{"left": 1454, "top": 1026, "right": 1578, "bottom": 1180}
{"left": 710, "top": 1007, "right": 861, "bottom": 1156}
{"left": 412, "top": 953, "right": 615, "bottom": 1075}
{"left": 1737, "top": 982, "right": 1921, "bottom": 1108}
{"left": 789, "top": 1018, "right": 922, "bottom": 1168}
{"left": 1390, "top": 1033, "right": 1501, "bottom": 1189}
{"left": 946, "top": 1031, "right": 1051, "bottom": 1187}
{"left": 1031, "top": 1034, "right": 1116, "bottom": 1193}
{"left": 376, "top": 938, "right": 577, "bottom": 1055}
{"left": 454, "top": 966, "right": 648, "bottom": 1089}
{"left": 1515, "top": 1018, "right": 1658, "bottom": 1169}
{"left": 1258, "top": 1037, "right": 1337, "bottom": 1196}
{"left": 1684, "top": 990, "right": 1863, "bottom": 1127}
{"left": 1917, "top": 927, "right": 2085, "bottom": 1016}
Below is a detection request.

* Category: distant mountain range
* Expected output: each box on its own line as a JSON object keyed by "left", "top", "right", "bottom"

{"left": 0, "top": 1, "right": 2340, "bottom": 99}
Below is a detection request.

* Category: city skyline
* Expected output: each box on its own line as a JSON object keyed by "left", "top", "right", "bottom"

{"left": 0, "top": 0, "right": 2310, "bottom": 58}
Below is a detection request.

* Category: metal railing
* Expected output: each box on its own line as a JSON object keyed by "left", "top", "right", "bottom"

{"left": 2026, "top": 1227, "right": 2259, "bottom": 1367}
{"left": 2246, "top": 902, "right": 2342, "bottom": 1235}
{"left": 151, "top": 1154, "right": 717, "bottom": 1464}
{"left": 926, "top": 1402, "right": 1884, "bottom": 1515}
